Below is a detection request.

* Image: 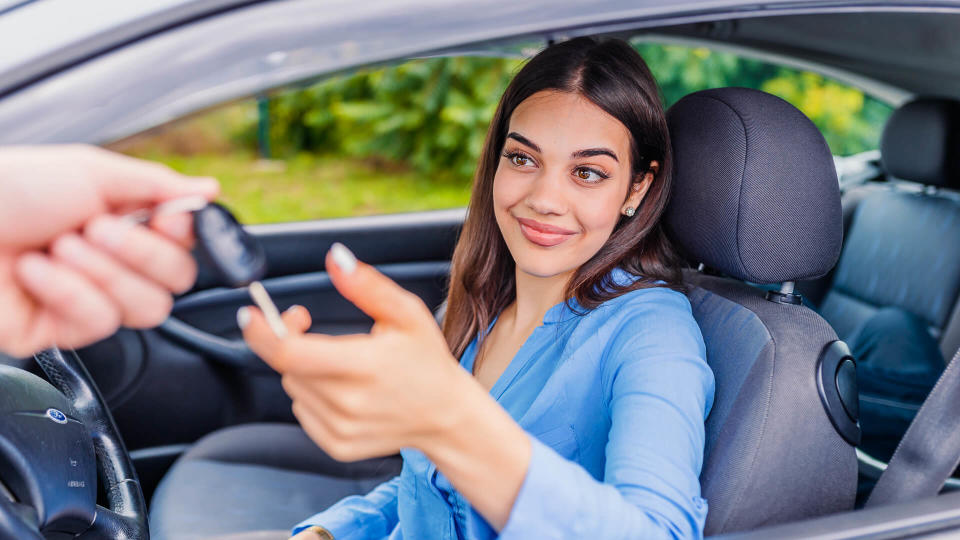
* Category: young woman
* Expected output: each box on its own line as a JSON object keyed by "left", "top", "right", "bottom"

{"left": 239, "top": 37, "right": 715, "bottom": 539}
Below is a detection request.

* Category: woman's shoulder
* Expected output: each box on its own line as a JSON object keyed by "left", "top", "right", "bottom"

{"left": 589, "top": 268, "right": 705, "bottom": 364}
{"left": 597, "top": 267, "right": 694, "bottom": 322}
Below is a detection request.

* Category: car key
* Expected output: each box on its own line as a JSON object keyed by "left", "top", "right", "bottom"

{"left": 126, "top": 197, "right": 288, "bottom": 338}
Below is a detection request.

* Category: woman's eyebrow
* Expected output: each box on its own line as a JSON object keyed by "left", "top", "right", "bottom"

{"left": 572, "top": 148, "right": 619, "bottom": 162}
{"left": 506, "top": 132, "right": 541, "bottom": 153}
{"left": 507, "top": 132, "right": 618, "bottom": 163}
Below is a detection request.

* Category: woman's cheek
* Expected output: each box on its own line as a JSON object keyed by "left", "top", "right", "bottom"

{"left": 492, "top": 170, "right": 527, "bottom": 209}
{"left": 574, "top": 191, "right": 622, "bottom": 237}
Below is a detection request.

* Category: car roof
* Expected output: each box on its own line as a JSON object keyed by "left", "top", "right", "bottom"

{"left": 1, "top": 0, "right": 958, "bottom": 98}
{"left": 0, "top": 0, "right": 958, "bottom": 144}
{"left": 0, "top": 0, "right": 249, "bottom": 94}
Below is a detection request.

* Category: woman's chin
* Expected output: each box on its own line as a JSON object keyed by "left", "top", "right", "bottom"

{"left": 514, "top": 257, "right": 581, "bottom": 280}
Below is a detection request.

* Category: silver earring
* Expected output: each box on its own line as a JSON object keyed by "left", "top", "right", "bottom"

{"left": 624, "top": 206, "right": 635, "bottom": 217}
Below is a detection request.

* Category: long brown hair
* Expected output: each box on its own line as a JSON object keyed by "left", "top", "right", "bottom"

{"left": 442, "top": 37, "right": 684, "bottom": 359}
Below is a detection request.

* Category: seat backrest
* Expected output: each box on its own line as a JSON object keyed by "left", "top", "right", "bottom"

{"left": 818, "top": 98, "right": 960, "bottom": 358}
{"left": 665, "top": 88, "right": 856, "bottom": 534}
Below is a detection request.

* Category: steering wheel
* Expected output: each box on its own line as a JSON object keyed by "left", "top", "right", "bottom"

{"left": 0, "top": 348, "right": 148, "bottom": 539}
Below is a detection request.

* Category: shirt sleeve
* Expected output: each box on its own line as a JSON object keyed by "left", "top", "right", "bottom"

{"left": 291, "top": 476, "right": 401, "bottom": 540}
{"left": 499, "top": 293, "right": 715, "bottom": 540}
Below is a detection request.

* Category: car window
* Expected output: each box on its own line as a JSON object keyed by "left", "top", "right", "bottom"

{"left": 108, "top": 56, "right": 522, "bottom": 224}
{"left": 109, "top": 43, "right": 893, "bottom": 224}
{"left": 632, "top": 38, "right": 894, "bottom": 157}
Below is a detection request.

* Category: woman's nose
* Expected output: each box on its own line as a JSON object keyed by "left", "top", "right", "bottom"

{"left": 523, "top": 170, "right": 568, "bottom": 216}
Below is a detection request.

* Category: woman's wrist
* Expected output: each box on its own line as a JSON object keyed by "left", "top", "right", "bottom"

{"left": 416, "top": 368, "right": 532, "bottom": 530}
{"left": 410, "top": 360, "right": 478, "bottom": 451}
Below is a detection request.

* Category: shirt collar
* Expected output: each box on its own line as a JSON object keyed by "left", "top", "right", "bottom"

{"left": 541, "top": 267, "right": 644, "bottom": 325}
{"left": 542, "top": 298, "right": 580, "bottom": 325}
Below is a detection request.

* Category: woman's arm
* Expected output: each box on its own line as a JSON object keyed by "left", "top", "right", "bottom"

{"left": 418, "top": 367, "right": 533, "bottom": 531}
{"left": 291, "top": 476, "right": 401, "bottom": 540}
{"left": 425, "top": 296, "right": 714, "bottom": 539}
{"left": 239, "top": 247, "right": 711, "bottom": 538}
{"left": 499, "top": 351, "right": 713, "bottom": 539}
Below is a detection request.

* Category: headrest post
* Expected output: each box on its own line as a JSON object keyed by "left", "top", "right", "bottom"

{"left": 765, "top": 281, "right": 802, "bottom": 306}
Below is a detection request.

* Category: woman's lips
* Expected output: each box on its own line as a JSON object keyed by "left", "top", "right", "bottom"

{"left": 516, "top": 217, "right": 577, "bottom": 247}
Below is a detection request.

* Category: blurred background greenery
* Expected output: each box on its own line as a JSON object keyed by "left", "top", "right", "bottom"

{"left": 112, "top": 41, "right": 892, "bottom": 224}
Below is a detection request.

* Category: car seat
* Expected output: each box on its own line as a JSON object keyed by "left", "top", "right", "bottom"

{"left": 666, "top": 87, "right": 856, "bottom": 533}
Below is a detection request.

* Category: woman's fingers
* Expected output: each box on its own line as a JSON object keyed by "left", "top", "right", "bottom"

{"left": 49, "top": 234, "right": 174, "bottom": 328}
{"left": 282, "top": 304, "right": 313, "bottom": 332}
{"left": 325, "top": 243, "right": 432, "bottom": 331}
{"left": 239, "top": 305, "right": 365, "bottom": 376}
{"left": 84, "top": 215, "right": 198, "bottom": 294}
{"left": 290, "top": 395, "right": 393, "bottom": 462}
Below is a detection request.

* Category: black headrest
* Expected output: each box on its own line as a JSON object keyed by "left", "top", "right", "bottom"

{"left": 881, "top": 97, "right": 960, "bottom": 188}
{"left": 665, "top": 88, "right": 842, "bottom": 284}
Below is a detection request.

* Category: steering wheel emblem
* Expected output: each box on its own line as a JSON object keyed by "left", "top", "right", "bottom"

{"left": 45, "top": 408, "right": 67, "bottom": 424}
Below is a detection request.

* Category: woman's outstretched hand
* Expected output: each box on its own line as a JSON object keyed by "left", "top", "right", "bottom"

{"left": 240, "top": 244, "right": 532, "bottom": 531}
{"left": 238, "top": 243, "right": 473, "bottom": 461}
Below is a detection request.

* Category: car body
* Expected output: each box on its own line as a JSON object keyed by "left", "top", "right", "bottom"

{"left": 2, "top": 0, "right": 960, "bottom": 538}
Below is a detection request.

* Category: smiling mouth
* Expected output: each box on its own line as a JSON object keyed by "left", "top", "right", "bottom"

{"left": 516, "top": 217, "right": 577, "bottom": 247}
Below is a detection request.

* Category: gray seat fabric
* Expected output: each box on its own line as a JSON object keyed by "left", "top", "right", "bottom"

{"left": 819, "top": 190, "right": 960, "bottom": 343}
{"left": 149, "top": 423, "right": 401, "bottom": 540}
{"left": 666, "top": 88, "right": 855, "bottom": 534}
{"left": 818, "top": 98, "right": 960, "bottom": 357}
{"left": 688, "top": 274, "right": 853, "bottom": 533}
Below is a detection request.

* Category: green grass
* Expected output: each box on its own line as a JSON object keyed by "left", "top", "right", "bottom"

{"left": 139, "top": 151, "right": 473, "bottom": 224}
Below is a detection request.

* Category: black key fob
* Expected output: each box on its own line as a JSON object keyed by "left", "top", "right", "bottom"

{"left": 193, "top": 202, "right": 267, "bottom": 288}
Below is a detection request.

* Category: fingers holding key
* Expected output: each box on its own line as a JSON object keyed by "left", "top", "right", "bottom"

{"left": 14, "top": 252, "right": 122, "bottom": 352}
{"left": 49, "top": 234, "right": 174, "bottom": 328}
{"left": 150, "top": 212, "right": 196, "bottom": 249}
{"left": 84, "top": 214, "right": 198, "bottom": 294}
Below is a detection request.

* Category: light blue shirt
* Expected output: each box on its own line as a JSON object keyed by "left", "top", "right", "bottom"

{"left": 293, "top": 268, "right": 715, "bottom": 539}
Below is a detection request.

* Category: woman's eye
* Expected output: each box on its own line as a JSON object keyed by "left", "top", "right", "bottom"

{"left": 574, "top": 167, "right": 607, "bottom": 183}
{"left": 511, "top": 154, "right": 530, "bottom": 166}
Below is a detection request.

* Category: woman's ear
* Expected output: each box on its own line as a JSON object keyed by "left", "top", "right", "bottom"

{"left": 622, "top": 160, "right": 659, "bottom": 215}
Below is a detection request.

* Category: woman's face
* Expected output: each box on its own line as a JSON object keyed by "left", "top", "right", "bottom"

{"left": 493, "top": 90, "right": 652, "bottom": 280}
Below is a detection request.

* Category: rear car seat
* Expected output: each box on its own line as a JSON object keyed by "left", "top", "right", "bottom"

{"left": 811, "top": 98, "right": 960, "bottom": 462}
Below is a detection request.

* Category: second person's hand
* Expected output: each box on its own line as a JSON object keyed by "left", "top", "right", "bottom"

{"left": 0, "top": 144, "right": 219, "bottom": 356}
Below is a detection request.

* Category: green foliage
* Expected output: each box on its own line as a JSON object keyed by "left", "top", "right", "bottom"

{"left": 142, "top": 151, "right": 472, "bottom": 223}
{"left": 240, "top": 42, "right": 893, "bottom": 176}
{"left": 634, "top": 42, "right": 892, "bottom": 155}
{"left": 242, "top": 57, "right": 523, "bottom": 181}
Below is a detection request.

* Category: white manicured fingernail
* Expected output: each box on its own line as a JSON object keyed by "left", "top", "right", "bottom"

{"left": 330, "top": 242, "right": 357, "bottom": 274}
{"left": 285, "top": 304, "right": 303, "bottom": 314}
{"left": 237, "top": 307, "right": 251, "bottom": 329}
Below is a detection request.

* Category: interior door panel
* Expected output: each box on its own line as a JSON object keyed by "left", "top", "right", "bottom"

{"left": 71, "top": 209, "right": 463, "bottom": 497}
